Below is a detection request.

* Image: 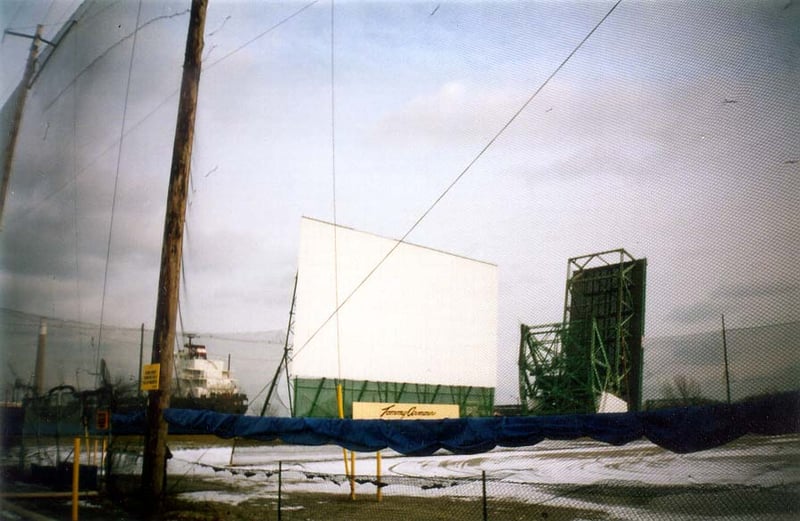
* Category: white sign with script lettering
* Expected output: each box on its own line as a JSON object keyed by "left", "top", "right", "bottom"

{"left": 352, "top": 401, "right": 460, "bottom": 420}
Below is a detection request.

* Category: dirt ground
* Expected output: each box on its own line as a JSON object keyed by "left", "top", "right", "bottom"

{"left": 6, "top": 472, "right": 797, "bottom": 521}
{"left": 162, "top": 492, "right": 606, "bottom": 521}
{"left": 126, "top": 474, "right": 609, "bottom": 520}
{"left": 2, "top": 473, "right": 607, "bottom": 521}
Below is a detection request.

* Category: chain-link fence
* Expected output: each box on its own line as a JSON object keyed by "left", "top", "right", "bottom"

{"left": 64, "top": 434, "right": 792, "bottom": 520}
{"left": 3, "top": 318, "right": 798, "bottom": 520}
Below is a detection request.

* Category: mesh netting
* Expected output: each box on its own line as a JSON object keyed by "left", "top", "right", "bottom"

{"left": 77, "top": 434, "right": 797, "bottom": 520}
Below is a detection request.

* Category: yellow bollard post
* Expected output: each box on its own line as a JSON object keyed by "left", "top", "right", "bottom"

{"left": 72, "top": 437, "right": 80, "bottom": 521}
{"left": 101, "top": 437, "right": 107, "bottom": 477}
{"left": 337, "top": 384, "right": 352, "bottom": 481}
{"left": 376, "top": 451, "right": 382, "bottom": 502}
{"left": 336, "top": 383, "right": 345, "bottom": 418}
{"left": 341, "top": 450, "right": 350, "bottom": 480}
{"left": 336, "top": 383, "right": 357, "bottom": 500}
{"left": 83, "top": 430, "right": 90, "bottom": 465}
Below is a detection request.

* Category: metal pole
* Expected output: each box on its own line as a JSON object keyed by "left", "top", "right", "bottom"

{"left": 261, "top": 272, "right": 298, "bottom": 417}
{"left": 260, "top": 350, "right": 286, "bottom": 417}
{"left": 72, "top": 437, "right": 80, "bottom": 521}
{"left": 721, "top": 314, "right": 731, "bottom": 404}
{"left": 142, "top": 0, "right": 208, "bottom": 505}
{"left": 482, "top": 470, "right": 488, "bottom": 521}
{"left": 138, "top": 323, "right": 144, "bottom": 395}
{"left": 350, "top": 450, "right": 356, "bottom": 500}
{"left": 278, "top": 461, "right": 282, "bottom": 521}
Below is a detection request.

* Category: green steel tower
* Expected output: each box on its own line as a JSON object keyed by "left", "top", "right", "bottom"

{"left": 519, "top": 249, "right": 646, "bottom": 415}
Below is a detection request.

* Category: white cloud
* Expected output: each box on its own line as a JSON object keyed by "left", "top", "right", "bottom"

{"left": 374, "top": 80, "right": 523, "bottom": 146}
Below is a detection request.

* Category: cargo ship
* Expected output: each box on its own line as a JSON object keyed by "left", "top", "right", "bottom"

{"left": 170, "top": 339, "right": 249, "bottom": 415}
{"left": 12, "top": 340, "right": 248, "bottom": 443}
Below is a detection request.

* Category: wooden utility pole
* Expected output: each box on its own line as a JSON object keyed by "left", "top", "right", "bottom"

{"left": 141, "top": 0, "right": 208, "bottom": 505}
{"left": 0, "top": 25, "right": 42, "bottom": 229}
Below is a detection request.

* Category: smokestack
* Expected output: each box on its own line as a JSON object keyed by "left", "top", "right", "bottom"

{"left": 34, "top": 318, "right": 46, "bottom": 395}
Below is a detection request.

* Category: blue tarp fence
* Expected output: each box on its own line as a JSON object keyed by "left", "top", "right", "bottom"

{"left": 113, "top": 390, "right": 799, "bottom": 456}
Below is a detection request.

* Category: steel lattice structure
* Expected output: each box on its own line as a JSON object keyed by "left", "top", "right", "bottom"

{"left": 519, "top": 249, "right": 646, "bottom": 415}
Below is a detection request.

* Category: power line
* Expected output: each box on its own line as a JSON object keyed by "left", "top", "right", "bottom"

{"left": 4, "top": 1, "right": 319, "bottom": 230}
{"left": 292, "top": 0, "right": 624, "bottom": 360}
{"left": 95, "top": 0, "right": 144, "bottom": 387}
{"left": 71, "top": 21, "right": 84, "bottom": 358}
{"left": 205, "top": 0, "right": 318, "bottom": 70}
{"left": 329, "top": 0, "right": 343, "bottom": 382}
{"left": 174, "top": 0, "right": 320, "bottom": 336}
{"left": 40, "top": 7, "right": 190, "bottom": 113}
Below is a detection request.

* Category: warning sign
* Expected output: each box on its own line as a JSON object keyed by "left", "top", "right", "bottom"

{"left": 141, "top": 363, "right": 161, "bottom": 391}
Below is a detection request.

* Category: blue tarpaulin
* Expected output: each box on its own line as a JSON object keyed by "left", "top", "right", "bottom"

{"left": 112, "top": 390, "right": 799, "bottom": 455}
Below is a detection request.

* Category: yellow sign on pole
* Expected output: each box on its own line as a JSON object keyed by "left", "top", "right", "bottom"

{"left": 141, "top": 363, "right": 161, "bottom": 391}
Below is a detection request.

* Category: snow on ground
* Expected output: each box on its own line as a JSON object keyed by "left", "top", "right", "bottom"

{"left": 13, "top": 434, "right": 798, "bottom": 518}
{"left": 162, "top": 433, "right": 800, "bottom": 514}
{"left": 171, "top": 434, "right": 799, "bottom": 487}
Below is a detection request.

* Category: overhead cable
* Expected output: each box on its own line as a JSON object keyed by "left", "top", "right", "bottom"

{"left": 95, "top": 0, "right": 144, "bottom": 387}
{"left": 293, "top": 0, "right": 624, "bottom": 359}
{"left": 6, "top": 0, "right": 319, "bottom": 231}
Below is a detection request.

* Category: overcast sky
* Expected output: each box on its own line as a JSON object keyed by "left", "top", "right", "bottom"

{"left": 1, "top": 0, "right": 798, "bottom": 404}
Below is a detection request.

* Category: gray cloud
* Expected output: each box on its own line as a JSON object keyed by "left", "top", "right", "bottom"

{"left": 666, "top": 303, "right": 722, "bottom": 326}
{"left": 643, "top": 321, "right": 799, "bottom": 401}
{"left": 711, "top": 280, "right": 799, "bottom": 300}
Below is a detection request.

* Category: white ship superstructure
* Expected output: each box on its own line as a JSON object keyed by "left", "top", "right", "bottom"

{"left": 175, "top": 342, "right": 240, "bottom": 398}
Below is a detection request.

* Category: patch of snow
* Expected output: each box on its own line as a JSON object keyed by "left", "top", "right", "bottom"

{"left": 175, "top": 490, "right": 275, "bottom": 505}
{"left": 166, "top": 435, "right": 800, "bottom": 491}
